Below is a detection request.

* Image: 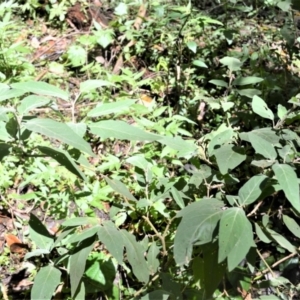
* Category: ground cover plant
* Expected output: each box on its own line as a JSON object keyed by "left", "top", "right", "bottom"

{"left": 1, "top": 0, "right": 300, "bottom": 299}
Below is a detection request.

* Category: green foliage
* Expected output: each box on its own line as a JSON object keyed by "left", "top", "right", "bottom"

{"left": 2, "top": 0, "right": 300, "bottom": 299}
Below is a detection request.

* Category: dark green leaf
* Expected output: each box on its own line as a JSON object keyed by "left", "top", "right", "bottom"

{"left": 283, "top": 215, "right": 300, "bottom": 239}
{"left": 31, "top": 266, "right": 61, "bottom": 300}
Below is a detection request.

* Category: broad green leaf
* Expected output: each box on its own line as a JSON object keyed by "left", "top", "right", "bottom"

{"left": 62, "top": 226, "right": 100, "bottom": 245}
{"left": 244, "top": 128, "right": 280, "bottom": 144}
{"left": 67, "top": 122, "right": 87, "bottom": 138}
{"left": 283, "top": 214, "right": 300, "bottom": 239}
{"left": 174, "top": 199, "right": 224, "bottom": 265}
{"left": 272, "top": 164, "right": 300, "bottom": 212}
{"left": 97, "top": 29, "right": 114, "bottom": 48}
{"left": 214, "top": 145, "right": 246, "bottom": 175}
{"left": 248, "top": 132, "right": 277, "bottom": 160}
{"left": 233, "top": 76, "right": 263, "bottom": 86}
{"left": 126, "top": 154, "right": 152, "bottom": 170}
{"left": 192, "top": 59, "right": 208, "bottom": 68}
{"left": 25, "top": 249, "right": 50, "bottom": 260}
{"left": 38, "top": 146, "right": 86, "bottom": 180}
{"left": 209, "top": 79, "right": 228, "bottom": 88}
{"left": 74, "top": 281, "right": 85, "bottom": 300}
{"left": 29, "top": 214, "right": 54, "bottom": 251}
{"left": 24, "top": 118, "right": 94, "bottom": 156}
{"left": 277, "top": 104, "right": 287, "bottom": 120}
{"left": 11, "top": 81, "right": 69, "bottom": 101}
{"left": 140, "top": 290, "right": 170, "bottom": 300}
{"left": 186, "top": 40, "right": 197, "bottom": 53}
{"left": 252, "top": 95, "right": 274, "bottom": 121}
{"left": 219, "top": 56, "right": 242, "bottom": 71}
{"left": 114, "top": 2, "right": 128, "bottom": 15}
{"left": 237, "top": 88, "right": 261, "bottom": 98}
{"left": 255, "top": 223, "right": 271, "bottom": 243}
{"left": 238, "top": 175, "right": 268, "bottom": 206}
{"left": 106, "top": 177, "right": 137, "bottom": 202}
{"left": 171, "top": 187, "right": 185, "bottom": 209}
{"left": 159, "top": 136, "right": 197, "bottom": 156}
{"left": 195, "top": 242, "right": 226, "bottom": 298}
{"left": 62, "top": 217, "right": 99, "bottom": 227}
{"left": 218, "top": 208, "right": 254, "bottom": 271}
{"left": 98, "top": 221, "right": 124, "bottom": 264}
{"left": 266, "top": 228, "right": 295, "bottom": 253}
{"left": 121, "top": 230, "right": 150, "bottom": 283}
{"left": 80, "top": 80, "right": 115, "bottom": 94}
{"left": 0, "top": 123, "right": 12, "bottom": 142}
{"left": 70, "top": 236, "right": 95, "bottom": 297}
{"left": 147, "top": 242, "right": 160, "bottom": 275}
{"left": 87, "top": 100, "right": 136, "bottom": 117}
{"left": 89, "top": 120, "right": 161, "bottom": 141}
{"left": 31, "top": 266, "right": 61, "bottom": 300}
{"left": 17, "top": 95, "right": 51, "bottom": 114}
{"left": 208, "top": 128, "right": 234, "bottom": 156}
{"left": 0, "top": 87, "right": 26, "bottom": 102}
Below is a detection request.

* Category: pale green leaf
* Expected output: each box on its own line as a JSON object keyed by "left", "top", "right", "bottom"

{"left": 121, "top": 230, "right": 150, "bottom": 283}
{"left": 272, "top": 164, "right": 300, "bottom": 212}
{"left": 266, "top": 228, "right": 295, "bottom": 253}
{"left": 238, "top": 88, "right": 261, "bottom": 98}
{"left": 248, "top": 132, "right": 277, "bottom": 160}
{"left": 24, "top": 118, "right": 94, "bottom": 156}
{"left": 0, "top": 87, "right": 26, "bottom": 102}
{"left": 80, "top": 80, "right": 115, "bottom": 94}
{"left": 192, "top": 59, "right": 208, "bottom": 68}
{"left": 159, "top": 136, "right": 197, "bottom": 156}
{"left": 29, "top": 214, "right": 54, "bottom": 251}
{"left": 106, "top": 177, "right": 137, "bottom": 202}
{"left": 186, "top": 40, "right": 197, "bottom": 53}
{"left": 89, "top": 120, "right": 161, "bottom": 141}
{"left": 277, "top": 104, "right": 287, "bottom": 120}
{"left": 283, "top": 214, "right": 300, "bottom": 239}
{"left": 208, "top": 128, "right": 234, "bottom": 156}
{"left": 17, "top": 95, "right": 51, "bottom": 114}
{"left": 114, "top": 2, "right": 128, "bottom": 15}
{"left": 209, "top": 79, "right": 228, "bottom": 88}
{"left": 70, "top": 236, "right": 95, "bottom": 297}
{"left": 233, "top": 76, "right": 263, "bottom": 86}
{"left": 252, "top": 95, "right": 274, "bottom": 121}
{"left": 31, "top": 266, "right": 61, "bottom": 300}
{"left": 98, "top": 221, "right": 124, "bottom": 264}
{"left": 67, "top": 45, "right": 86, "bottom": 67}
{"left": 218, "top": 208, "right": 254, "bottom": 271}
{"left": 62, "top": 217, "right": 99, "bottom": 227}
{"left": 87, "top": 100, "right": 135, "bottom": 117}
{"left": 255, "top": 223, "right": 271, "bottom": 243}
{"left": 238, "top": 175, "right": 268, "bottom": 206}
{"left": 213, "top": 145, "right": 246, "bottom": 175}
{"left": 219, "top": 56, "right": 242, "bottom": 71}
{"left": 174, "top": 199, "right": 224, "bottom": 265}
{"left": 62, "top": 226, "right": 100, "bottom": 245}
{"left": 11, "top": 81, "right": 69, "bottom": 101}
{"left": 147, "top": 242, "right": 160, "bottom": 275}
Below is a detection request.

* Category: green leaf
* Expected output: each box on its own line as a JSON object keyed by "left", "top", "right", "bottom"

{"left": 98, "top": 221, "right": 124, "bottom": 264}
{"left": 186, "top": 40, "right": 197, "bottom": 53}
{"left": 207, "top": 128, "right": 234, "bottom": 156}
{"left": 29, "top": 214, "right": 54, "bottom": 251}
{"left": 272, "top": 164, "right": 300, "bottom": 212}
{"left": 25, "top": 249, "right": 50, "bottom": 260}
{"left": 218, "top": 208, "right": 254, "bottom": 271}
{"left": 219, "top": 56, "right": 242, "bottom": 71}
{"left": 89, "top": 120, "right": 161, "bottom": 141}
{"left": 31, "top": 266, "right": 61, "bottom": 300}
{"left": 62, "top": 217, "right": 99, "bottom": 227}
{"left": 171, "top": 186, "right": 185, "bottom": 209}
{"left": 97, "top": 29, "right": 114, "bottom": 48}
{"left": 238, "top": 175, "right": 268, "bottom": 206}
{"left": 192, "top": 59, "right": 208, "bottom": 68}
{"left": 11, "top": 81, "right": 69, "bottom": 101}
{"left": 283, "top": 214, "right": 300, "bottom": 239}
{"left": 237, "top": 88, "right": 261, "bottom": 98}
{"left": 38, "top": 146, "right": 86, "bottom": 180}
{"left": 159, "top": 136, "right": 197, "bottom": 156}
{"left": 114, "top": 3, "right": 128, "bottom": 15}
{"left": 277, "top": 104, "right": 287, "bottom": 120}
{"left": 63, "top": 226, "right": 100, "bottom": 245}
{"left": 67, "top": 45, "right": 86, "bottom": 67}
{"left": 70, "top": 236, "right": 95, "bottom": 297}
{"left": 17, "top": 95, "right": 51, "bottom": 114}
{"left": 24, "top": 119, "right": 94, "bottom": 156}
{"left": 87, "top": 100, "right": 135, "bottom": 117}
{"left": 266, "top": 228, "right": 295, "bottom": 253}
{"left": 106, "top": 177, "right": 137, "bottom": 202}
{"left": 147, "top": 242, "right": 160, "bottom": 275}
{"left": 214, "top": 145, "right": 246, "bottom": 175}
{"left": 255, "top": 223, "right": 271, "bottom": 243}
{"left": 80, "top": 80, "right": 115, "bottom": 94}
{"left": 121, "top": 230, "right": 150, "bottom": 283}
{"left": 140, "top": 290, "right": 170, "bottom": 300}
{"left": 209, "top": 79, "right": 228, "bottom": 88}
{"left": 248, "top": 132, "right": 277, "bottom": 160}
{"left": 233, "top": 76, "right": 263, "bottom": 86}
{"left": 195, "top": 242, "right": 226, "bottom": 298}
{"left": 252, "top": 95, "right": 274, "bottom": 121}
{"left": 0, "top": 87, "right": 26, "bottom": 102}
{"left": 74, "top": 281, "right": 85, "bottom": 300}
{"left": 174, "top": 199, "right": 224, "bottom": 265}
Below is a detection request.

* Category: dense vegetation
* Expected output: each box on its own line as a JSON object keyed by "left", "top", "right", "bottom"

{"left": 1, "top": 0, "right": 300, "bottom": 299}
